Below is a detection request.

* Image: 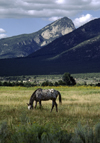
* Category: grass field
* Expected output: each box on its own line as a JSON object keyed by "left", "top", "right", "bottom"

{"left": 0, "top": 86, "right": 100, "bottom": 133}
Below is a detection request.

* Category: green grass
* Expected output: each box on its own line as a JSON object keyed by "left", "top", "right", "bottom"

{"left": 0, "top": 86, "right": 100, "bottom": 132}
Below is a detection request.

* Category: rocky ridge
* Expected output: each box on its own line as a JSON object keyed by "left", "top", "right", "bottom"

{"left": 0, "top": 17, "right": 75, "bottom": 59}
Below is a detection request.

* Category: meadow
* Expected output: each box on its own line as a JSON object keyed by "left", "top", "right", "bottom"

{"left": 0, "top": 85, "right": 100, "bottom": 133}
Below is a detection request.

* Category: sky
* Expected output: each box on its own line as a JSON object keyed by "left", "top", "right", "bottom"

{"left": 0, "top": 0, "right": 100, "bottom": 39}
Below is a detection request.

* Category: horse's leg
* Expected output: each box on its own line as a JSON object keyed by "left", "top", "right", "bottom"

{"left": 39, "top": 100, "right": 42, "bottom": 108}
{"left": 34, "top": 101, "right": 37, "bottom": 108}
{"left": 54, "top": 101, "right": 58, "bottom": 112}
{"left": 51, "top": 100, "right": 54, "bottom": 112}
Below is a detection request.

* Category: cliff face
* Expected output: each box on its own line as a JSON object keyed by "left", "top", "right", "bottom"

{"left": 0, "top": 17, "right": 75, "bottom": 59}
{"left": 39, "top": 17, "right": 75, "bottom": 46}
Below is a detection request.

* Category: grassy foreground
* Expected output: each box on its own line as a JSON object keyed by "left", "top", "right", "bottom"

{"left": 0, "top": 86, "right": 100, "bottom": 133}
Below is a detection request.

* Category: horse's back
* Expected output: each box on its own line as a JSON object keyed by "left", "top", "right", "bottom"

{"left": 35, "top": 89, "right": 58, "bottom": 101}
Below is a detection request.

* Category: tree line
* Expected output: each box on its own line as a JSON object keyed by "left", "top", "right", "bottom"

{"left": 0, "top": 73, "right": 76, "bottom": 87}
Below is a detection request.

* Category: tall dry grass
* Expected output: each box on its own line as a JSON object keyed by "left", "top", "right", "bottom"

{"left": 0, "top": 86, "right": 100, "bottom": 132}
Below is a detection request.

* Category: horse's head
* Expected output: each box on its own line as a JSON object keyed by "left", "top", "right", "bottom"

{"left": 27, "top": 103, "right": 33, "bottom": 110}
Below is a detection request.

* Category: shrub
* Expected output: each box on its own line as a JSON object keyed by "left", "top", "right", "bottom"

{"left": 11, "top": 123, "right": 72, "bottom": 143}
{"left": 62, "top": 72, "right": 76, "bottom": 85}
{"left": 71, "top": 122, "right": 100, "bottom": 143}
{"left": 11, "top": 124, "right": 41, "bottom": 143}
{"left": 1, "top": 119, "right": 100, "bottom": 143}
{"left": 0, "top": 81, "right": 2, "bottom": 86}
{"left": 3, "top": 82, "right": 8, "bottom": 86}
{"left": 58, "top": 80, "right": 66, "bottom": 85}
{"left": 54, "top": 82, "right": 59, "bottom": 86}
{"left": 96, "top": 83, "right": 100, "bottom": 86}
{"left": 41, "top": 81, "right": 53, "bottom": 86}
{"left": 0, "top": 121, "right": 9, "bottom": 143}
{"left": 94, "top": 123, "right": 100, "bottom": 142}
{"left": 23, "top": 81, "right": 32, "bottom": 87}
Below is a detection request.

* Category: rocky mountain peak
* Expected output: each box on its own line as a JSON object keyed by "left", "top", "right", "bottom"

{"left": 0, "top": 17, "right": 75, "bottom": 59}
{"left": 40, "top": 17, "right": 75, "bottom": 46}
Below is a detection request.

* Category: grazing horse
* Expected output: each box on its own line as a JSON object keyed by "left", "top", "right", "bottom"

{"left": 27, "top": 88, "right": 62, "bottom": 112}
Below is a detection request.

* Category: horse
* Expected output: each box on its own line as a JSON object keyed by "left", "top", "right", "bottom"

{"left": 27, "top": 88, "right": 62, "bottom": 112}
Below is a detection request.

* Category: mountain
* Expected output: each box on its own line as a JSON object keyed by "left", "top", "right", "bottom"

{"left": 0, "top": 17, "right": 75, "bottom": 59}
{"left": 0, "top": 18, "right": 100, "bottom": 76}
{"left": 28, "top": 18, "right": 100, "bottom": 59}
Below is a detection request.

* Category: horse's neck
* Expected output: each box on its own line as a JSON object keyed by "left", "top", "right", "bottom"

{"left": 29, "top": 93, "right": 35, "bottom": 105}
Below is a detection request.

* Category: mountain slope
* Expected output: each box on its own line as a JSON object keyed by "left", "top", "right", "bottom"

{"left": 28, "top": 18, "right": 100, "bottom": 59}
{"left": 0, "top": 17, "right": 75, "bottom": 59}
{"left": 0, "top": 18, "right": 100, "bottom": 76}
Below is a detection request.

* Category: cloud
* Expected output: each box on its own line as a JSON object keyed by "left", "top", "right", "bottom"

{"left": 0, "top": 34, "right": 7, "bottom": 39}
{"left": 73, "top": 14, "right": 96, "bottom": 27}
{"left": 56, "top": 0, "right": 65, "bottom": 4}
{"left": 0, "top": 0, "right": 100, "bottom": 19}
{"left": 0, "top": 28, "right": 6, "bottom": 33}
{"left": 0, "top": 28, "right": 7, "bottom": 39}
{"left": 48, "top": 17, "right": 61, "bottom": 21}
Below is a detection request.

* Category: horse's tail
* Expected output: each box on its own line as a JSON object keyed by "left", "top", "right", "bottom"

{"left": 57, "top": 91, "right": 62, "bottom": 104}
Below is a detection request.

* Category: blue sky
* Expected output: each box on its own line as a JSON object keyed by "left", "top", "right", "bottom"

{"left": 0, "top": 0, "right": 100, "bottom": 38}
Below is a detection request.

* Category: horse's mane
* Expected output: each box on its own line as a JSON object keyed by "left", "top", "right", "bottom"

{"left": 29, "top": 88, "right": 42, "bottom": 104}
{"left": 31, "top": 88, "right": 42, "bottom": 97}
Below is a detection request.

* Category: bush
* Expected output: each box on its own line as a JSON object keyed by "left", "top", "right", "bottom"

{"left": 3, "top": 82, "right": 8, "bottom": 86}
{"left": 58, "top": 80, "right": 66, "bottom": 85}
{"left": 41, "top": 81, "right": 53, "bottom": 86}
{"left": 0, "top": 81, "right": 2, "bottom": 86}
{"left": 11, "top": 123, "right": 72, "bottom": 143}
{"left": 62, "top": 72, "right": 76, "bottom": 85}
{"left": 1, "top": 120, "right": 100, "bottom": 143}
{"left": 96, "top": 83, "right": 100, "bottom": 86}
{"left": 54, "top": 82, "right": 59, "bottom": 86}
{"left": 71, "top": 122, "right": 100, "bottom": 143}
{"left": 23, "top": 81, "right": 32, "bottom": 87}
{"left": 0, "top": 121, "right": 9, "bottom": 143}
